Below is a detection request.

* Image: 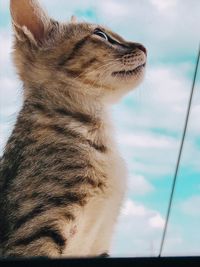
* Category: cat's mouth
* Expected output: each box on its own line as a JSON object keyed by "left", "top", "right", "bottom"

{"left": 112, "top": 63, "right": 146, "bottom": 77}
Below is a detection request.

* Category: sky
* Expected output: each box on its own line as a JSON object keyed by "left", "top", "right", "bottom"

{"left": 0, "top": 0, "right": 200, "bottom": 257}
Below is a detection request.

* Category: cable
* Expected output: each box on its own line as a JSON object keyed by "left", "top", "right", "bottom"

{"left": 158, "top": 43, "right": 200, "bottom": 257}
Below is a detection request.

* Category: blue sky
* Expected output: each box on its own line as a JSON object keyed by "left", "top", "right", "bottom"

{"left": 0, "top": 0, "right": 200, "bottom": 257}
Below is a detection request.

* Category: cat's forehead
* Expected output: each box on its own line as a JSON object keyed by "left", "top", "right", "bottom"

{"left": 63, "top": 22, "right": 94, "bottom": 35}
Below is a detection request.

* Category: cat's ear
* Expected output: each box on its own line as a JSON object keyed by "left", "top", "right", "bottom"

{"left": 10, "top": 0, "right": 51, "bottom": 45}
{"left": 71, "top": 15, "right": 77, "bottom": 23}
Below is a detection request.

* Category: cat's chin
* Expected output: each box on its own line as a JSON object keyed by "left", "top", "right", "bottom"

{"left": 104, "top": 73, "right": 145, "bottom": 104}
{"left": 109, "top": 64, "right": 146, "bottom": 93}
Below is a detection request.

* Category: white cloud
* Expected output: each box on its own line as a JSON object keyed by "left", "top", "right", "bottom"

{"left": 121, "top": 200, "right": 165, "bottom": 230}
{"left": 0, "top": 76, "right": 22, "bottom": 154}
{"left": 116, "top": 131, "right": 179, "bottom": 178}
{"left": 119, "top": 132, "right": 176, "bottom": 149}
{"left": 112, "top": 199, "right": 188, "bottom": 256}
{"left": 0, "top": 77, "right": 22, "bottom": 109}
{"left": 128, "top": 174, "right": 154, "bottom": 195}
{"left": 149, "top": 214, "right": 165, "bottom": 229}
{"left": 176, "top": 138, "right": 200, "bottom": 172}
{"left": 0, "top": 0, "right": 9, "bottom": 11}
{"left": 150, "top": 0, "right": 177, "bottom": 11}
{"left": 190, "top": 105, "right": 200, "bottom": 135}
{"left": 111, "top": 199, "right": 166, "bottom": 256}
{"left": 0, "top": 31, "right": 13, "bottom": 68}
{"left": 181, "top": 195, "right": 200, "bottom": 216}
{"left": 97, "top": 1, "right": 129, "bottom": 19}
{"left": 121, "top": 199, "right": 147, "bottom": 217}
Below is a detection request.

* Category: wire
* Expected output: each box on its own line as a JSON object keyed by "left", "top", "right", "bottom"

{"left": 158, "top": 43, "right": 200, "bottom": 257}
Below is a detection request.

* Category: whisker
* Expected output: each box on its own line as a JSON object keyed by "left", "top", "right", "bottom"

{"left": 72, "top": 58, "right": 122, "bottom": 81}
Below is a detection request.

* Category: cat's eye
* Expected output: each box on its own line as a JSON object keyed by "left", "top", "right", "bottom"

{"left": 94, "top": 29, "right": 108, "bottom": 41}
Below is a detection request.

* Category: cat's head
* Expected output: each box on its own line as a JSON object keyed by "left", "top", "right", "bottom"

{"left": 10, "top": 0, "right": 147, "bottom": 104}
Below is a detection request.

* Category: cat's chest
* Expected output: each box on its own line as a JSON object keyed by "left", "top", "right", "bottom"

{"left": 92, "top": 119, "right": 127, "bottom": 196}
{"left": 62, "top": 150, "right": 127, "bottom": 256}
{"left": 62, "top": 136, "right": 127, "bottom": 256}
{"left": 104, "top": 149, "right": 127, "bottom": 195}
{"left": 91, "top": 142, "right": 127, "bottom": 206}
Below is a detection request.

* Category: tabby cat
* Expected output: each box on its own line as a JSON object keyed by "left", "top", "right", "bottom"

{"left": 0, "top": 0, "right": 147, "bottom": 258}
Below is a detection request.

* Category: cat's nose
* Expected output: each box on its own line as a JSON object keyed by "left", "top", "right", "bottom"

{"left": 136, "top": 44, "right": 147, "bottom": 55}
{"left": 130, "top": 42, "right": 147, "bottom": 55}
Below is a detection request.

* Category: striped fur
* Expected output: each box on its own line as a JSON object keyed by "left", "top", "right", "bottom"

{"left": 0, "top": 0, "right": 146, "bottom": 257}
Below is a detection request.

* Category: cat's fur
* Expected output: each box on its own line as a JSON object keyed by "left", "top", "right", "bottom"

{"left": 0, "top": 0, "right": 147, "bottom": 257}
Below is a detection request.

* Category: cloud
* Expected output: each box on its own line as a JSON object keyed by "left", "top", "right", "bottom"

{"left": 0, "top": 0, "right": 9, "bottom": 12}
{"left": 116, "top": 132, "right": 179, "bottom": 178}
{"left": 181, "top": 195, "right": 200, "bottom": 216}
{"left": 150, "top": 0, "right": 177, "bottom": 11}
{"left": 0, "top": 77, "right": 22, "bottom": 109}
{"left": 112, "top": 199, "right": 187, "bottom": 256}
{"left": 0, "top": 30, "right": 13, "bottom": 72}
{"left": 119, "top": 132, "right": 177, "bottom": 149}
{"left": 97, "top": 1, "right": 129, "bottom": 20}
{"left": 121, "top": 200, "right": 165, "bottom": 230}
{"left": 111, "top": 199, "right": 165, "bottom": 256}
{"left": 189, "top": 105, "right": 200, "bottom": 136}
{"left": 0, "top": 76, "right": 22, "bottom": 155}
{"left": 128, "top": 175, "right": 154, "bottom": 195}
{"left": 149, "top": 214, "right": 165, "bottom": 229}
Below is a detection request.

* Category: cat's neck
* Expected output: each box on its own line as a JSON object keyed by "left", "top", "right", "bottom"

{"left": 24, "top": 81, "right": 105, "bottom": 121}
{"left": 21, "top": 82, "right": 114, "bottom": 151}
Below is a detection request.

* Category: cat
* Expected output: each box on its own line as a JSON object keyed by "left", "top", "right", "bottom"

{"left": 0, "top": 0, "right": 147, "bottom": 258}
